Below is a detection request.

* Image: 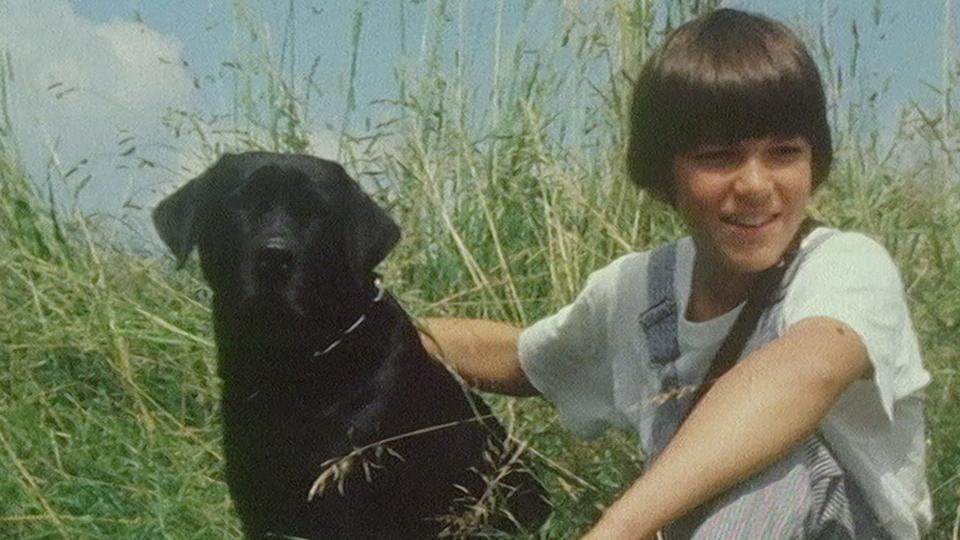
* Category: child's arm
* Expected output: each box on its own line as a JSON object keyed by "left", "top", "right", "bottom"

{"left": 419, "top": 317, "right": 540, "bottom": 397}
{"left": 582, "top": 316, "right": 872, "bottom": 539}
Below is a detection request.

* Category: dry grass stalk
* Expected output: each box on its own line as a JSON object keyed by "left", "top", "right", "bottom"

{"left": 434, "top": 435, "right": 534, "bottom": 538}
{"left": 306, "top": 414, "right": 495, "bottom": 501}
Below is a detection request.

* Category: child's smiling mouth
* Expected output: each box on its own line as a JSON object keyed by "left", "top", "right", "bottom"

{"left": 720, "top": 212, "right": 780, "bottom": 230}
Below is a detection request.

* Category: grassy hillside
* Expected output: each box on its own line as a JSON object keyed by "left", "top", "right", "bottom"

{"left": 1, "top": 1, "right": 958, "bottom": 538}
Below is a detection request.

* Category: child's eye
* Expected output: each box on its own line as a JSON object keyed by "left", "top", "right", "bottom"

{"left": 769, "top": 144, "right": 805, "bottom": 161}
{"left": 774, "top": 144, "right": 801, "bottom": 154}
{"left": 692, "top": 148, "right": 739, "bottom": 167}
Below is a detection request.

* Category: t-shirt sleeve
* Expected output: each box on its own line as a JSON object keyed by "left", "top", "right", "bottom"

{"left": 518, "top": 268, "right": 618, "bottom": 439}
{"left": 782, "top": 231, "right": 926, "bottom": 422}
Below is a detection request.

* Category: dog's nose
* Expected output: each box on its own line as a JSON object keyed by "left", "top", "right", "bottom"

{"left": 255, "top": 245, "right": 294, "bottom": 276}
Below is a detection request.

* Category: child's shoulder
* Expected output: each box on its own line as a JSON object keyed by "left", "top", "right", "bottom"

{"left": 793, "top": 227, "right": 904, "bottom": 293}
{"left": 581, "top": 237, "right": 691, "bottom": 300}
{"left": 806, "top": 227, "right": 888, "bottom": 252}
{"left": 803, "top": 227, "right": 899, "bottom": 273}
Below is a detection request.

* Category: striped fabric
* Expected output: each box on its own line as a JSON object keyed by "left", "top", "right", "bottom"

{"left": 661, "top": 436, "right": 890, "bottom": 539}
{"left": 802, "top": 436, "right": 854, "bottom": 536}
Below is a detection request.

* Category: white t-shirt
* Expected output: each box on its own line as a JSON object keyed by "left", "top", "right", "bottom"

{"left": 518, "top": 227, "right": 932, "bottom": 539}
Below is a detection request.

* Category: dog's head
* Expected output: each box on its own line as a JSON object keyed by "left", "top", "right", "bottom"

{"left": 153, "top": 152, "right": 400, "bottom": 323}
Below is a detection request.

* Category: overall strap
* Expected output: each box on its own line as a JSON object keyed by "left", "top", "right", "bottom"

{"left": 638, "top": 242, "right": 680, "bottom": 367}
{"left": 638, "top": 242, "right": 684, "bottom": 457}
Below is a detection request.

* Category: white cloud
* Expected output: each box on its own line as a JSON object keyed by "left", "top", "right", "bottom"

{"left": 0, "top": 0, "right": 194, "bottom": 244}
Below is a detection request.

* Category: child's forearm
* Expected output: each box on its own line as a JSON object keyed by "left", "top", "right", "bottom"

{"left": 583, "top": 317, "right": 871, "bottom": 539}
{"left": 419, "top": 317, "right": 540, "bottom": 396}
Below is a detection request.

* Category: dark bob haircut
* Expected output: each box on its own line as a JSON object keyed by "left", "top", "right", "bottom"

{"left": 627, "top": 9, "right": 833, "bottom": 203}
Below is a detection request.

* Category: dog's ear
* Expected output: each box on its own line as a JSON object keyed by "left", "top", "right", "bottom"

{"left": 152, "top": 154, "right": 239, "bottom": 268}
{"left": 340, "top": 170, "right": 401, "bottom": 281}
{"left": 153, "top": 176, "right": 206, "bottom": 268}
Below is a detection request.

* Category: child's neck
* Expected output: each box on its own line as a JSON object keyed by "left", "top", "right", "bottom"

{"left": 686, "top": 256, "right": 757, "bottom": 322}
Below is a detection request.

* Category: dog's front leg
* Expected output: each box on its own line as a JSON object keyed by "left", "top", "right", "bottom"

{"left": 346, "top": 349, "right": 406, "bottom": 443}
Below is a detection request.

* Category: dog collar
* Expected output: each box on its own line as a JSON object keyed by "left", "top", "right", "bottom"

{"left": 313, "top": 278, "right": 386, "bottom": 357}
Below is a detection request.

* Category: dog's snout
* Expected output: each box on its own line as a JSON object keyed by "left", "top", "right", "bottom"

{"left": 255, "top": 244, "right": 295, "bottom": 276}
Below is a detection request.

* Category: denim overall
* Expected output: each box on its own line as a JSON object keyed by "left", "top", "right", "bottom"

{"left": 639, "top": 238, "right": 890, "bottom": 539}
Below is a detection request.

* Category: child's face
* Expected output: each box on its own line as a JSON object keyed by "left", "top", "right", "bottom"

{"left": 672, "top": 135, "right": 813, "bottom": 278}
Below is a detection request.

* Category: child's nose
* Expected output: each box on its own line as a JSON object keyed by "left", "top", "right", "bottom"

{"left": 732, "top": 157, "right": 774, "bottom": 202}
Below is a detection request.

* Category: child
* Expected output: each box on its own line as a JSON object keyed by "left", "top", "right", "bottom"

{"left": 423, "top": 9, "right": 931, "bottom": 539}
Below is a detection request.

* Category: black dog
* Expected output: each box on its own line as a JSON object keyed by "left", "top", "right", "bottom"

{"left": 153, "top": 152, "right": 550, "bottom": 539}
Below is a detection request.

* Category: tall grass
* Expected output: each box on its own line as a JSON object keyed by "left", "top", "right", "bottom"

{"left": 1, "top": 1, "right": 958, "bottom": 538}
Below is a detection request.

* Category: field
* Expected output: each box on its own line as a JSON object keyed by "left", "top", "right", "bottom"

{"left": 1, "top": 1, "right": 958, "bottom": 538}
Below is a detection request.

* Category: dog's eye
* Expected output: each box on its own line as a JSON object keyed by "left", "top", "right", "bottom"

{"left": 226, "top": 190, "right": 257, "bottom": 210}
{"left": 229, "top": 180, "right": 281, "bottom": 211}
{"left": 288, "top": 197, "right": 321, "bottom": 221}
{"left": 230, "top": 193, "right": 280, "bottom": 217}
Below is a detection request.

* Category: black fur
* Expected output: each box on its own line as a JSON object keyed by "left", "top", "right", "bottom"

{"left": 153, "top": 152, "right": 550, "bottom": 539}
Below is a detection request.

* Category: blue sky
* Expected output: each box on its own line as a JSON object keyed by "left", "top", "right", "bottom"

{"left": 67, "top": 0, "right": 952, "bottom": 120}
{"left": 1, "top": 0, "right": 955, "bottom": 246}
{"left": 18, "top": 0, "right": 960, "bottom": 148}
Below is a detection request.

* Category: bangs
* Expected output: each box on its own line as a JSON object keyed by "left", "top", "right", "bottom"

{"left": 659, "top": 20, "right": 826, "bottom": 153}
{"left": 670, "top": 71, "right": 821, "bottom": 151}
